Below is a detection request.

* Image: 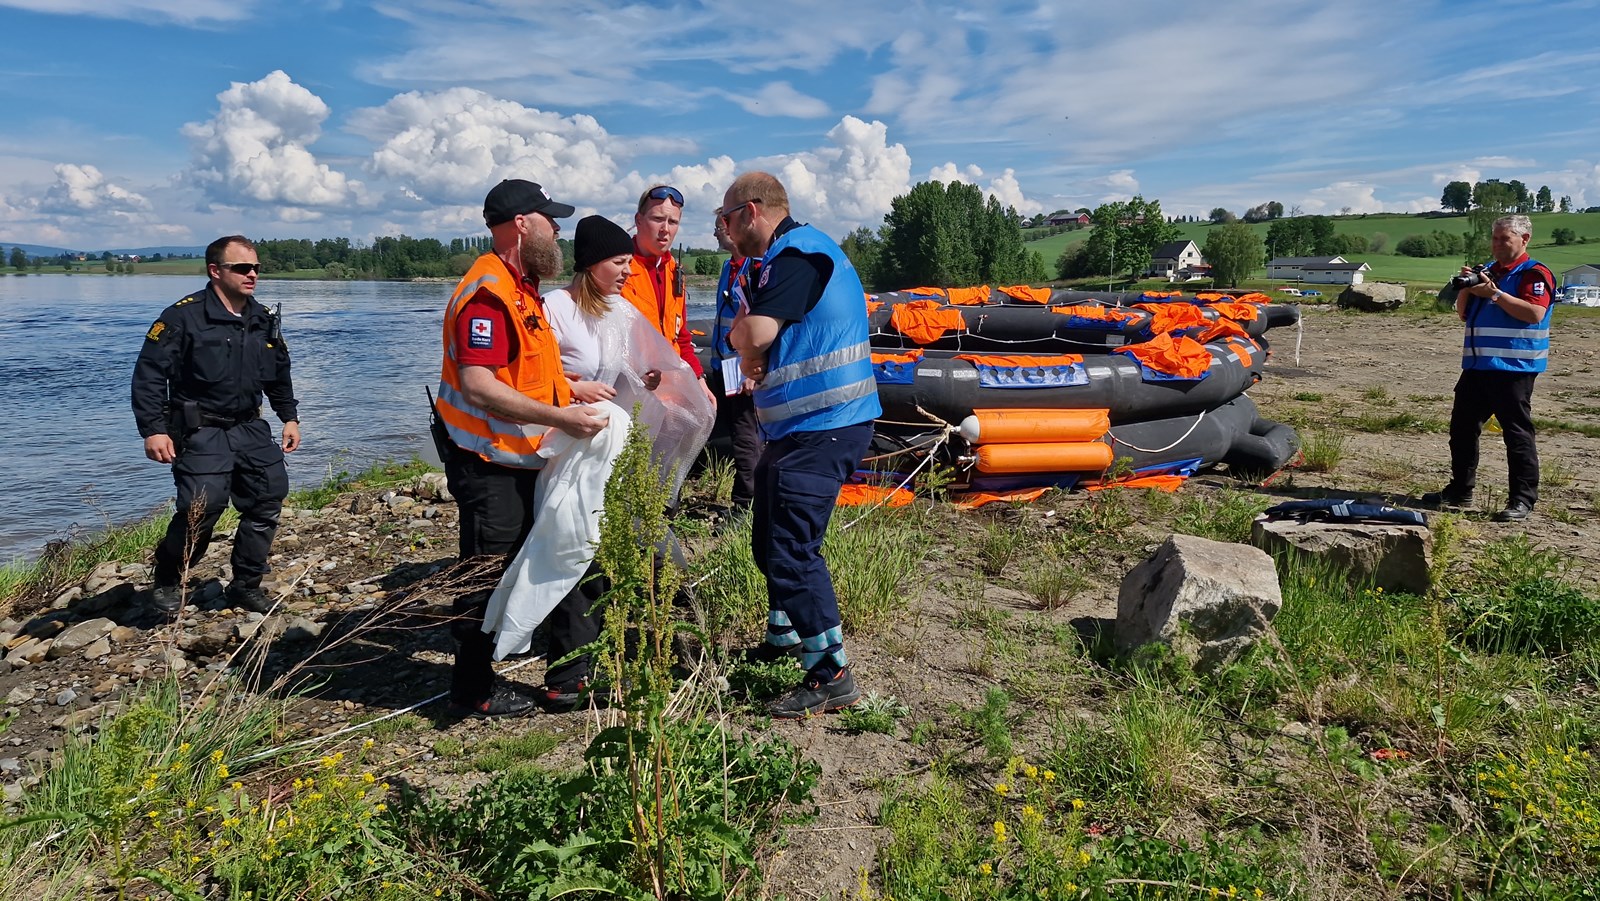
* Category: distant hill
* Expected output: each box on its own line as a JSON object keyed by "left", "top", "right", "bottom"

{"left": 0, "top": 242, "right": 205, "bottom": 258}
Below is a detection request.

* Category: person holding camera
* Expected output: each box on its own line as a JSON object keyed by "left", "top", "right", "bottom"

{"left": 1425, "top": 215, "right": 1556, "bottom": 522}
{"left": 132, "top": 235, "right": 301, "bottom": 618}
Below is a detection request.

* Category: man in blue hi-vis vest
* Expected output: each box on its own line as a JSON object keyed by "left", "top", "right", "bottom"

{"left": 1424, "top": 215, "right": 1556, "bottom": 523}
{"left": 724, "top": 171, "right": 881, "bottom": 719}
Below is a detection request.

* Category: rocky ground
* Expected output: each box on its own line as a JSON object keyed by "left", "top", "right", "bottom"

{"left": 3, "top": 302, "right": 1599, "bottom": 897}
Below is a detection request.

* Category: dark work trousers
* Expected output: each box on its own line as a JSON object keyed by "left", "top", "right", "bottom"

{"left": 750, "top": 421, "right": 874, "bottom": 680}
{"left": 153, "top": 419, "right": 287, "bottom": 590}
{"left": 1447, "top": 369, "right": 1541, "bottom": 507}
{"left": 440, "top": 436, "right": 602, "bottom": 704}
{"left": 708, "top": 368, "right": 765, "bottom": 509}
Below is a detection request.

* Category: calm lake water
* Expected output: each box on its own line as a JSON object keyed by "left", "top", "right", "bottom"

{"left": 0, "top": 273, "right": 716, "bottom": 563}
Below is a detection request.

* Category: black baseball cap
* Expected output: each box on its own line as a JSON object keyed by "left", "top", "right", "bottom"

{"left": 483, "top": 179, "right": 575, "bottom": 227}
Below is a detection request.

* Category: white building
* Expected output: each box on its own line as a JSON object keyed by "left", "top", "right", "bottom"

{"left": 1146, "top": 240, "right": 1206, "bottom": 280}
{"left": 1562, "top": 264, "right": 1600, "bottom": 288}
{"left": 1267, "top": 255, "right": 1371, "bottom": 285}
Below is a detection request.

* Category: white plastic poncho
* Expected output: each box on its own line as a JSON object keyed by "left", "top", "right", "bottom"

{"left": 481, "top": 298, "right": 713, "bottom": 660}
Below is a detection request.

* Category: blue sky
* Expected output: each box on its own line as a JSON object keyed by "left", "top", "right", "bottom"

{"left": 1, "top": 0, "right": 1597, "bottom": 252}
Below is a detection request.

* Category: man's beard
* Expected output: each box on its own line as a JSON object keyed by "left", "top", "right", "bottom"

{"left": 521, "top": 234, "right": 564, "bottom": 280}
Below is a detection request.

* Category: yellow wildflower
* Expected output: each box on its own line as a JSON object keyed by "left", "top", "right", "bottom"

{"left": 1072, "top": 798, "right": 1085, "bottom": 811}
{"left": 215, "top": 765, "right": 229, "bottom": 779}
{"left": 211, "top": 750, "right": 224, "bottom": 763}
{"left": 1043, "top": 770, "right": 1056, "bottom": 782}
{"left": 993, "top": 820, "right": 1007, "bottom": 842}
{"left": 978, "top": 862, "right": 993, "bottom": 876}
{"left": 995, "top": 782, "right": 1009, "bottom": 796}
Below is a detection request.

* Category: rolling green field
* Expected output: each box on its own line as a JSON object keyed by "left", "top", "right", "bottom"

{"left": 1023, "top": 210, "right": 1600, "bottom": 289}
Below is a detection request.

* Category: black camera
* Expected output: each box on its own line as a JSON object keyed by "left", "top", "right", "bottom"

{"left": 1438, "top": 265, "right": 1488, "bottom": 305}
{"left": 1449, "top": 266, "right": 1487, "bottom": 291}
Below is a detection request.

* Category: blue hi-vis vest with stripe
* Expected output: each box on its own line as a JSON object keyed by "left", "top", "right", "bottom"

{"left": 1463, "top": 257, "right": 1552, "bottom": 373}
{"left": 711, "top": 256, "right": 755, "bottom": 361}
{"left": 752, "top": 225, "right": 881, "bottom": 439}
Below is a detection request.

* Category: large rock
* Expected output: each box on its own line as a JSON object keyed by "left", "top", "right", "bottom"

{"left": 46, "top": 618, "right": 116, "bottom": 660}
{"left": 1116, "top": 534, "right": 1283, "bottom": 673}
{"left": 1251, "top": 517, "right": 1432, "bottom": 595}
{"left": 1337, "top": 282, "right": 1407, "bottom": 312}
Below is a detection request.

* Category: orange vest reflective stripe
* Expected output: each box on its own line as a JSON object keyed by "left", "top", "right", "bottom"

{"left": 436, "top": 253, "right": 571, "bottom": 468}
{"left": 621, "top": 251, "right": 686, "bottom": 342}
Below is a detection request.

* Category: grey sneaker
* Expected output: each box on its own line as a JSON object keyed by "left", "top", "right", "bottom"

{"left": 769, "top": 667, "right": 861, "bottom": 719}
{"left": 150, "top": 584, "right": 184, "bottom": 617}
{"left": 226, "top": 586, "right": 274, "bottom": 614}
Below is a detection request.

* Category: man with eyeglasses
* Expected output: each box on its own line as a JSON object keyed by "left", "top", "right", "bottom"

{"left": 133, "top": 235, "right": 301, "bottom": 619}
{"left": 723, "top": 171, "right": 881, "bottom": 718}
{"left": 621, "top": 184, "right": 716, "bottom": 406}
{"left": 433, "top": 178, "right": 610, "bottom": 717}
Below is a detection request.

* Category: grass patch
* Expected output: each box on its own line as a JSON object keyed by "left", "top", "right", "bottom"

{"left": 467, "top": 730, "right": 559, "bottom": 777}
{"left": 1171, "top": 490, "right": 1268, "bottom": 542}
{"left": 1350, "top": 410, "right": 1448, "bottom": 433}
{"left": 286, "top": 455, "right": 436, "bottom": 510}
{"left": 1533, "top": 416, "right": 1600, "bottom": 438}
{"left": 1298, "top": 427, "right": 1347, "bottom": 472}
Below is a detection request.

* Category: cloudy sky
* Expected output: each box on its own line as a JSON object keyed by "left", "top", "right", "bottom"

{"left": 1, "top": 0, "right": 1597, "bottom": 252}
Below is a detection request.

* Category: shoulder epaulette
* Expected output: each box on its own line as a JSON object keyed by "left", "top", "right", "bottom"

{"left": 174, "top": 296, "right": 198, "bottom": 306}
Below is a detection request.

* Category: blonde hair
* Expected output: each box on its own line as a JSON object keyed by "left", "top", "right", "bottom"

{"left": 725, "top": 171, "right": 790, "bottom": 216}
{"left": 571, "top": 268, "right": 612, "bottom": 319}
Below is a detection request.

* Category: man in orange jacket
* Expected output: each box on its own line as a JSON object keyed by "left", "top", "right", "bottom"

{"left": 433, "top": 178, "right": 610, "bottom": 717}
{"left": 622, "top": 184, "right": 716, "bottom": 406}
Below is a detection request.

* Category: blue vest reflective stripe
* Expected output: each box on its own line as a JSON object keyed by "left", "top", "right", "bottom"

{"left": 752, "top": 225, "right": 882, "bottom": 439}
{"left": 1462, "top": 257, "right": 1553, "bottom": 373}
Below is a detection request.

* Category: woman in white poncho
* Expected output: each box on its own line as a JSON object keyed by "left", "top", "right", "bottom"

{"left": 480, "top": 215, "right": 713, "bottom": 711}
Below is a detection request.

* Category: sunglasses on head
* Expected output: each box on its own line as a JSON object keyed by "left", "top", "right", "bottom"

{"left": 219, "top": 262, "right": 260, "bottom": 275}
{"left": 645, "top": 185, "right": 684, "bottom": 207}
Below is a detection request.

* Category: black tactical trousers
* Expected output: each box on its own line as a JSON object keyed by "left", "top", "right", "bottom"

{"left": 153, "top": 419, "right": 288, "bottom": 589}
{"left": 1447, "top": 369, "right": 1541, "bottom": 507}
{"left": 441, "top": 436, "right": 602, "bottom": 704}
{"left": 708, "top": 369, "right": 766, "bottom": 509}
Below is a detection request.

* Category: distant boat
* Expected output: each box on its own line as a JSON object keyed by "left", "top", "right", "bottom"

{"left": 1561, "top": 285, "right": 1600, "bottom": 307}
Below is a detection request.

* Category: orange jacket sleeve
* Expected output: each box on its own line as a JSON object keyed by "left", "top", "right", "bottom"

{"left": 676, "top": 318, "right": 704, "bottom": 377}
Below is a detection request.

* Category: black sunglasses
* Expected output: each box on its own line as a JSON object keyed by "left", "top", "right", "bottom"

{"left": 219, "top": 262, "right": 260, "bottom": 275}
{"left": 717, "top": 198, "right": 761, "bottom": 223}
{"left": 645, "top": 185, "right": 684, "bottom": 206}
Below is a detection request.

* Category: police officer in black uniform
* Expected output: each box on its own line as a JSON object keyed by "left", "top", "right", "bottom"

{"left": 132, "top": 235, "right": 301, "bottom": 617}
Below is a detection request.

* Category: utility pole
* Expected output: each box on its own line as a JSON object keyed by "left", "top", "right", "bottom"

{"left": 1107, "top": 225, "right": 1116, "bottom": 292}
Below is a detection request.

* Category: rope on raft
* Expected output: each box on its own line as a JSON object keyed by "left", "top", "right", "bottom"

{"left": 1107, "top": 409, "right": 1208, "bottom": 455}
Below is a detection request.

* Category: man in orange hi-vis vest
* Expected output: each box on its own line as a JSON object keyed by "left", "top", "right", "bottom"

{"left": 621, "top": 184, "right": 717, "bottom": 408}
{"left": 432, "top": 178, "right": 610, "bottom": 718}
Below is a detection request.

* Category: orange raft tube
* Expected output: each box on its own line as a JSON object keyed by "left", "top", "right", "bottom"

{"left": 957, "top": 408, "right": 1110, "bottom": 444}
{"left": 972, "top": 441, "right": 1115, "bottom": 474}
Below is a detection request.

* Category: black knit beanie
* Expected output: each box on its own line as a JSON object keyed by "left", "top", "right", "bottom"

{"left": 573, "top": 215, "right": 636, "bottom": 271}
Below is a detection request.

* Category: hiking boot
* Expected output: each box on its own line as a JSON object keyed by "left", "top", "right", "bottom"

{"left": 742, "top": 641, "right": 803, "bottom": 665}
{"left": 1421, "top": 486, "right": 1472, "bottom": 509}
{"left": 149, "top": 584, "right": 184, "bottom": 617}
{"left": 1494, "top": 500, "right": 1533, "bottom": 522}
{"left": 539, "top": 679, "right": 593, "bottom": 713}
{"left": 225, "top": 586, "right": 274, "bottom": 614}
{"left": 769, "top": 667, "right": 861, "bottom": 719}
{"left": 451, "top": 682, "right": 537, "bottom": 718}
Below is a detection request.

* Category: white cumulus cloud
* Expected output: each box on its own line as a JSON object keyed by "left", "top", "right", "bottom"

{"left": 926, "top": 163, "right": 1043, "bottom": 215}
{"left": 37, "top": 164, "right": 151, "bottom": 214}
{"left": 182, "top": 70, "right": 359, "bottom": 210}
{"left": 351, "top": 88, "right": 621, "bottom": 206}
